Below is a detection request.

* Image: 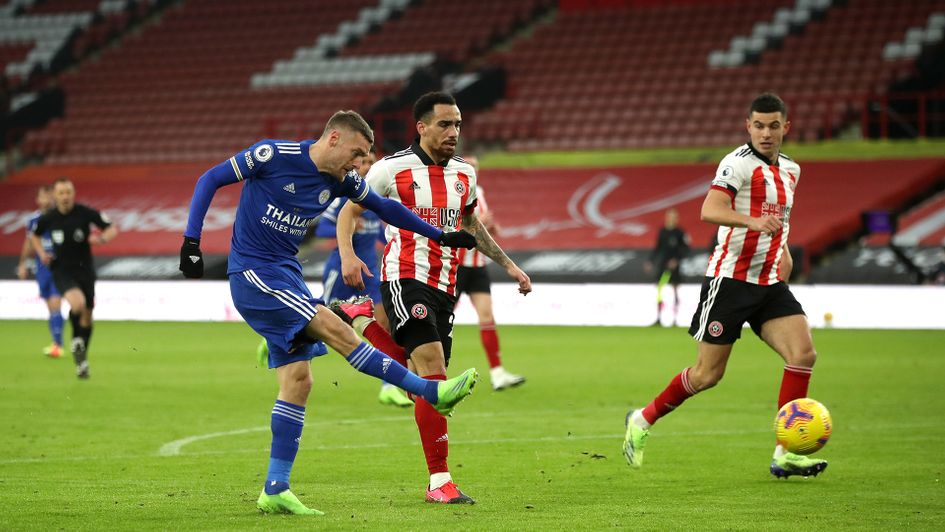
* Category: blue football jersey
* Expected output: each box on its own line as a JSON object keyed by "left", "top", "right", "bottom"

{"left": 26, "top": 211, "right": 54, "bottom": 271}
{"left": 316, "top": 197, "right": 385, "bottom": 267}
{"left": 226, "top": 139, "right": 370, "bottom": 275}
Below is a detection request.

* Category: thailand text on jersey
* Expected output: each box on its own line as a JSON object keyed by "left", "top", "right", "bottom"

{"left": 367, "top": 142, "right": 477, "bottom": 295}
{"left": 457, "top": 185, "right": 489, "bottom": 268}
{"left": 705, "top": 142, "right": 800, "bottom": 285}
{"left": 226, "top": 140, "right": 369, "bottom": 275}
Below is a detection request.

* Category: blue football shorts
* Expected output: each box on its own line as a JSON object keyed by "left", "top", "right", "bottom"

{"left": 321, "top": 252, "right": 381, "bottom": 303}
{"left": 35, "top": 265, "right": 60, "bottom": 300}
{"left": 230, "top": 266, "right": 328, "bottom": 368}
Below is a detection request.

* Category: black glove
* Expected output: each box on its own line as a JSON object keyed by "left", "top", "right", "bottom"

{"left": 438, "top": 230, "right": 477, "bottom": 249}
{"left": 179, "top": 237, "right": 204, "bottom": 279}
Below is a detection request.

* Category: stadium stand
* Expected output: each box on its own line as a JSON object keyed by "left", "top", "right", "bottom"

{"left": 15, "top": 0, "right": 551, "bottom": 164}
{"left": 468, "top": 0, "right": 945, "bottom": 151}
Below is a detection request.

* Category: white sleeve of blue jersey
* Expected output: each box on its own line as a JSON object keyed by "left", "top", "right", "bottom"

{"left": 228, "top": 140, "right": 278, "bottom": 181}
{"left": 341, "top": 171, "right": 370, "bottom": 202}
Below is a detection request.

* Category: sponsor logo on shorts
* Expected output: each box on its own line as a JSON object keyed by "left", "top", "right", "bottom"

{"left": 411, "top": 303, "right": 428, "bottom": 319}
{"left": 708, "top": 321, "right": 724, "bottom": 337}
{"left": 454, "top": 181, "right": 466, "bottom": 195}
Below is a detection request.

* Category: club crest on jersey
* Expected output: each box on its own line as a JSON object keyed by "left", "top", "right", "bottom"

{"left": 411, "top": 303, "right": 428, "bottom": 319}
{"left": 708, "top": 321, "right": 724, "bottom": 337}
{"left": 454, "top": 181, "right": 466, "bottom": 195}
{"left": 73, "top": 228, "right": 85, "bottom": 242}
{"left": 253, "top": 144, "right": 274, "bottom": 162}
{"left": 318, "top": 189, "right": 331, "bottom": 204}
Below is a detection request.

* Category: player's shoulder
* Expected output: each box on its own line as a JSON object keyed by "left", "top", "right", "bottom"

{"left": 449, "top": 156, "right": 476, "bottom": 175}
{"left": 778, "top": 152, "right": 800, "bottom": 172}
{"left": 246, "top": 139, "right": 306, "bottom": 165}
{"left": 720, "top": 143, "right": 754, "bottom": 163}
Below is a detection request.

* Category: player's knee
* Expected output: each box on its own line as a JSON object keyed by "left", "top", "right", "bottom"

{"left": 689, "top": 366, "right": 724, "bottom": 391}
{"left": 792, "top": 346, "right": 817, "bottom": 368}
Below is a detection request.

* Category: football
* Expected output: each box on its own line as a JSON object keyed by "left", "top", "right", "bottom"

{"left": 774, "top": 398, "right": 833, "bottom": 455}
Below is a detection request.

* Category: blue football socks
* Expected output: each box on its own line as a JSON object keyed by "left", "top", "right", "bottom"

{"left": 265, "top": 400, "right": 305, "bottom": 495}
{"left": 49, "top": 311, "right": 64, "bottom": 346}
{"left": 346, "top": 342, "right": 439, "bottom": 404}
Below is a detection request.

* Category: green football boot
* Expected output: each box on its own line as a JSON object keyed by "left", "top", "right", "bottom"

{"left": 378, "top": 384, "right": 414, "bottom": 408}
{"left": 434, "top": 368, "right": 478, "bottom": 416}
{"left": 623, "top": 409, "right": 649, "bottom": 468}
{"left": 257, "top": 489, "right": 324, "bottom": 515}
{"left": 770, "top": 452, "right": 828, "bottom": 478}
{"left": 256, "top": 338, "right": 269, "bottom": 368}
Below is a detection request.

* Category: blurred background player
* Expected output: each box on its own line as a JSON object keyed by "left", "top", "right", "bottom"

{"left": 455, "top": 155, "right": 525, "bottom": 390}
{"left": 623, "top": 93, "right": 827, "bottom": 479}
{"left": 180, "top": 110, "right": 479, "bottom": 515}
{"left": 644, "top": 208, "right": 690, "bottom": 326}
{"left": 17, "top": 184, "right": 64, "bottom": 358}
{"left": 336, "top": 92, "right": 532, "bottom": 505}
{"left": 317, "top": 150, "right": 412, "bottom": 407}
{"left": 31, "top": 178, "right": 118, "bottom": 378}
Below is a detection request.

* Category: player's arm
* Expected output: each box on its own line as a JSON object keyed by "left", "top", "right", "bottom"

{"left": 337, "top": 200, "right": 370, "bottom": 290}
{"left": 16, "top": 230, "right": 33, "bottom": 279}
{"left": 30, "top": 216, "right": 52, "bottom": 266}
{"left": 179, "top": 159, "right": 242, "bottom": 278}
{"left": 88, "top": 208, "right": 118, "bottom": 245}
{"left": 462, "top": 210, "right": 532, "bottom": 295}
{"left": 701, "top": 189, "right": 781, "bottom": 236}
{"left": 779, "top": 242, "right": 793, "bottom": 283}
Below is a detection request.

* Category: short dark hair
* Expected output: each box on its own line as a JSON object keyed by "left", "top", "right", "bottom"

{"left": 413, "top": 91, "right": 456, "bottom": 122}
{"left": 749, "top": 93, "right": 787, "bottom": 118}
{"left": 39, "top": 184, "right": 53, "bottom": 193}
{"left": 53, "top": 177, "right": 72, "bottom": 187}
{"left": 324, "top": 110, "right": 374, "bottom": 146}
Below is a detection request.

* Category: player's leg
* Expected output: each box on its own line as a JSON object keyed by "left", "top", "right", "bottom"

{"left": 470, "top": 291, "right": 525, "bottom": 390}
{"left": 385, "top": 280, "right": 475, "bottom": 504}
{"left": 372, "top": 304, "right": 413, "bottom": 407}
{"left": 60, "top": 285, "right": 90, "bottom": 378}
{"left": 306, "top": 308, "right": 475, "bottom": 414}
{"left": 757, "top": 310, "right": 826, "bottom": 477}
{"left": 670, "top": 265, "right": 682, "bottom": 325}
{"left": 38, "top": 269, "right": 63, "bottom": 356}
{"left": 44, "top": 295, "right": 64, "bottom": 358}
{"left": 255, "top": 359, "right": 325, "bottom": 515}
{"left": 653, "top": 270, "right": 671, "bottom": 326}
{"left": 229, "top": 271, "right": 326, "bottom": 515}
{"left": 625, "top": 276, "right": 744, "bottom": 468}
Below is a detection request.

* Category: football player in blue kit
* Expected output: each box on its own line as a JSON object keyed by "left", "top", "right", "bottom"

{"left": 180, "top": 111, "right": 479, "bottom": 516}
{"left": 17, "top": 185, "right": 64, "bottom": 358}
{"left": 314, "top": 152, "right": 413, "bottom": 407}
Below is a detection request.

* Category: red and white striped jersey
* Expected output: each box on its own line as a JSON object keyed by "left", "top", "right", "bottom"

{"left": 366, "top": 143, "right": 478, "bottom": 295}
{"left": 457, "top": 185, "right": 489, "bottom": 268}
{"left": 705, "top": 143, "right": 801, "bottom": 285}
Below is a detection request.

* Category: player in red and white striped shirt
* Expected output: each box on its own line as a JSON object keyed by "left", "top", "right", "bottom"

{"left": 336, "top": 92, "right": 531, "bottom": 505}
{"left": 455, "top": 156, "right": 526, "bottom": 391}
{"left": 624, "top": 93, "right": 828, "bottom": 479}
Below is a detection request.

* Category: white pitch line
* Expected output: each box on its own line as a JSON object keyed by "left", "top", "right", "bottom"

{"left": 2, "top": 420, "right": 940, "bottom": 466}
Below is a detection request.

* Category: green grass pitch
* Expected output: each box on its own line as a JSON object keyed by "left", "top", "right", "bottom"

{"left": 1, "top": 321, "right": 943, "bottom": 530}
